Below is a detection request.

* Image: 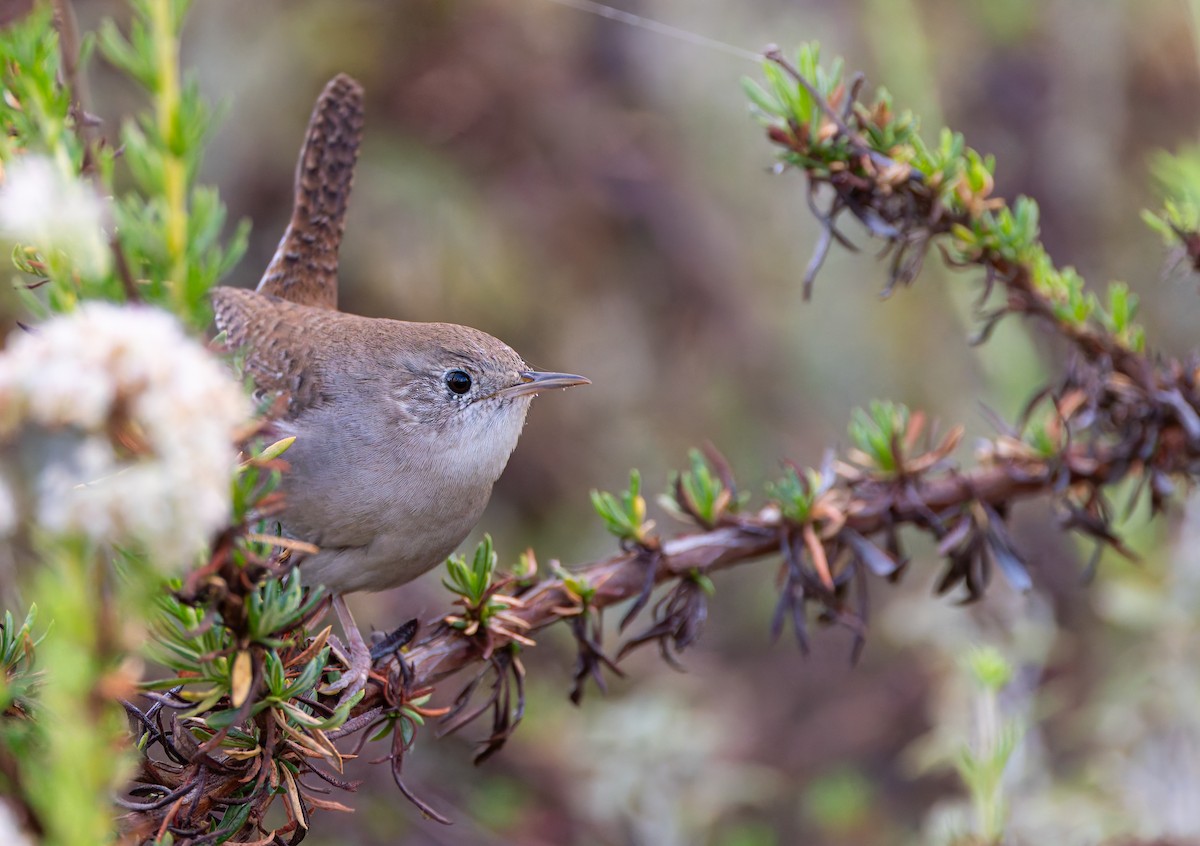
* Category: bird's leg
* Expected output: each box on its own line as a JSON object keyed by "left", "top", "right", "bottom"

{"left": 322, "top": 594, "right": 373, "bottom": 702}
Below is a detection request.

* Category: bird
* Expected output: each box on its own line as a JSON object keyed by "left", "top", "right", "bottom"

{"left": 212, "top": 74, "right": 588, "bottom": 698}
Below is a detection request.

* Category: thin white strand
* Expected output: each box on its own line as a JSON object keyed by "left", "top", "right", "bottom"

{"left": 538, "top": 0, "right": 763, "bottom": 63}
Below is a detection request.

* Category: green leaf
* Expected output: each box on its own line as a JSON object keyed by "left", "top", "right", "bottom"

{"left": 443, "top": 535, "right": 498, "bottom": 606}
{"left": 591, "top": 470, "right": 652, "bottom": 543}
{"left": 766, "top": 465, "right": 827, "bottom": 524}
{"left": 741, "top": 77, "right": 784, "bottom": 118}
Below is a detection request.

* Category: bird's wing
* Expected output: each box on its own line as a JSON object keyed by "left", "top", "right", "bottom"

{"left": 257, "top": 74, "right": 364, "bottom": 310}
{"left": 211, "top": 287, "right": 329, "bottom": 414}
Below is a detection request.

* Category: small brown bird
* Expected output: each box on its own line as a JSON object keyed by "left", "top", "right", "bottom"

{"left": 212, "top": 75, "right": 587, "bottom": 696}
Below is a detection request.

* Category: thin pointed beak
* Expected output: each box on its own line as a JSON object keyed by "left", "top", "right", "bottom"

{"left": 497, "top": 370, "right": 590, "bottom": 399}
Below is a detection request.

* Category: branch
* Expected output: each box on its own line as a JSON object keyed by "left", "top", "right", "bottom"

{"left": 373, "top": 427, "right": 1141, "bottom": 698}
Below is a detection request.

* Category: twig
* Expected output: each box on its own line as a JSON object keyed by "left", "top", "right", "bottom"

{"left": 52, "top": 0, "right": 143, "bottom": 303}
{"left": 50, "top": 0, "right": 95, "bottom": 170}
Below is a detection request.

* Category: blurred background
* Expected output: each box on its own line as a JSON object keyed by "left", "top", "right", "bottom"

{"left": 68, "top": 0, "right": 1200, "bottom": 842}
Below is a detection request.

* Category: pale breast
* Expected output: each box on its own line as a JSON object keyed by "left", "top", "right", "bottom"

{"left": 275, "top": 394, "right": 531, "bottom": 593}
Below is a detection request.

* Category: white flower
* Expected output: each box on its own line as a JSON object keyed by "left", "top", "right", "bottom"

{"left": 0, "top": 801, "right": 33, "bottom": 846}
{"left": 0, "top": 303, "right": 251, "bottom": 569}
{"left": 0, "top": 154, "right": 111, "bottom": 278}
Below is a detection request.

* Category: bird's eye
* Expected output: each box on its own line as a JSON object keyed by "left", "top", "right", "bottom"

{"left": 445, "top": 369, "right": 473, "bottom": 395}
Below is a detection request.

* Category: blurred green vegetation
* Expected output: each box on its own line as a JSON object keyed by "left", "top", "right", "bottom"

{"left": 7, "top": 0, "right": 1200, "bottom": 842}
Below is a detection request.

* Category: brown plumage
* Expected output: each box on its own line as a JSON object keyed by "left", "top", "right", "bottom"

{"left": 211, "top": 75, "right": 587, "bottom": 697}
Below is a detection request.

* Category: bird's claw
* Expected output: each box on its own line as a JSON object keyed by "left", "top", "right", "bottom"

{"left": 322, "top": 631, "right": 373, "bottom": 704}
{"left": 322, "top": 595, "right": 375, "bottom": 707}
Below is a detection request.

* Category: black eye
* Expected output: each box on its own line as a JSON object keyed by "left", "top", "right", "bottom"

{"left": 445, "top": 369, "right": 473, "bottom": 395}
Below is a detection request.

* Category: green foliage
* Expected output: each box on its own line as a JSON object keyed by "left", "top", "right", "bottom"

{"left": 688, "top": 569, "right": 716, "bottom": 597}
{"left": 552, "top": 560, "right": 598, "bottom": 605}
{"left": 679, "top": 449, "right": 725, "bottom": 523}
{"left": 20, "top": 536, "right": 142, "bottom": 845}
{"left": 743, "top": 44, "right": 848, "bottom": 170}
{"left": 141, "top": 568, "right": 359, "bottom": 803}
{"left": 745, "top": 43, "right": 1146, "bottom": 351}
{"left": 443, "top": 534, "right": 501, "bottom": 610}
{"left": 1, "top": 6, "right": 120, "bottom": 310}
{"left": 952, "top": 195, "right": 1039, "bottom": 265}
{"left": 245, "top": 565, "right": 324, "bottom": 647}
{"left": 146, "top": 577, "right": 324, "bottom": 695}
{"left": 0, "top": 606, "right": 41, "bottom": 706}
{"left": 848, "top": 400, "right": 911, "bottom": 476}
{"left": 1098, "top": 281, "right": 1144, "bottom": 351}
{"left": 0, "top": 3, "right": 256, "bottom": 840}
{"left": 141, "top": 432, "right": 330, "bottom": 727}
{"left": 0, "top": 6, "right": 91, "bottom": 172}
{"left": 0, "top": 606, "right": 43, "bottom": 810}
{"left": 442, "top": 536, "right": 533, "bottom": 661}
{"left": 1022, "top": 414, "right": 1064, "bottom": 460}
{"left": 144, "top": 596, "right": 231, "bottom": 696}
{"left": 591, "top": 469, "right": 655, "bottom": 545}
{"left": 670, "top": 448, "right": 742, "bottom": 528}
{"left": 1, "top": 0, "right": 247, "bottom": 328}
{"left": 766, "top": 465, "right": 826, "bottom": 524}
{"left": 954, "top": 646, "right": 1022, "bottom": 843}
{"left": 966, "top": 644, "right": 1014, "bottom": 691}
{"left": 98, "top": 0, "right": 249, "bottom": 327}
{"left": 743, "top": 44, "right": 842, "bottom": 127}
{"left": 229, "top": 436, "right": 291, "bottom": 537}
{"left": 1144, "top": 145, "right": 1200, "bottom": 243}
{"left": 509, "top": 547, "right": 539, "bottom": 585}
{"left": 802, "top": 768, "right": 875, "bottom": 836}
{"left": 859, "top": 89, "right": 918, "bottom": 162}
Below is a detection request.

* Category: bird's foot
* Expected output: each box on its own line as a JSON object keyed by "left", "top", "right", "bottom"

{"left": 324, "top": 634, "right": 372, "bottom": 701}
{"left": 321, "top": 595, "right": 374, "bottom": 706}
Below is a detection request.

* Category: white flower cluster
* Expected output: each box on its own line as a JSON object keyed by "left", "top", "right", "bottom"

{"left": 0, "top": 155, "right": 112, "bottom": 279}
{"left": 0, "top": 303, "right": 250, "bottom": 569}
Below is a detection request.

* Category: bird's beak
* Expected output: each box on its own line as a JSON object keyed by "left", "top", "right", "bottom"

{"left": 497, "top": 370, "right": 590, "bottom": 399}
